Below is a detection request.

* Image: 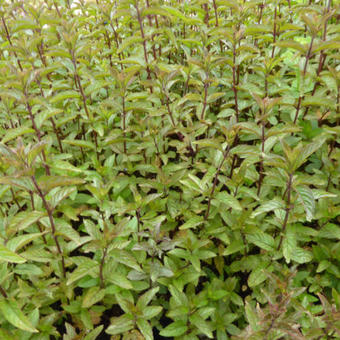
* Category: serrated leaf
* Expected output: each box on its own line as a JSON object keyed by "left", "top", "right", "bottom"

{"left": 82, "top": 286, "right": 106, "bottom": 308}
{"left": 38, "top": 176, "right": 85, "bottom": 192}
{"left": 246, "top": 232, "right": 275, "bottom": 251}
{"left": 106, "top": 314, "right": 134, "bottom": 335}
{"left": 107, "top": 273, "right": 133, "bottom": 289}
{"left": 83, "top": 325, "right": 104, "bottom": 340}
{"left": 0, "top": 244, "right": 26, "bottom": 263}
{"left": 318, "top": 223, "right": 340, "bottom": 240}
{"left": 6, "top": 233, "right": 44, "bottom": 252}
{"left": 137, "top": 287, "right": 159, "bottom": 310}
{"left": 245, "top": 301, "right": 259, "bottom": 331}
{"left": 136, "top": 318, "right": 153, "bottom": 340}
{"left": 67, "top": 259, "right": 99, "bottom": 285}
{"left": 251, "top": 198, "right": 285, "bottom": 218}
{"left": 283, "top": 229, "right": 296, "bottom": 264}
{"left": 290, "top": 247, "right": 313, "bottom": 264}
{"left": 216, "top": 192, "right": 242, "bottom": 211}
{"left": 275, "top": 40, "right": 306, "bottom": 53}
{"left": 160, "top": 321, "right": 188, "bottom": 337}
{"left": 169, "top": 285, "right": 188, "bottom": 306}
{"left": 223, "top": 240, "right": 245, "bottom": 256}
{"left": 8, "top": 210, "right": 46, "bottom": 233}
{"left": 49, "top": 187, "right": 76, "bottom": 208}
{"left": 62, "top": 140, "right": 96, "bottom": 150}
{"left": 142, "top": 306, "right": 162, "bottom": 320}
{"left": 0, "top": 298, "right": 38, "bottom": 333}
{"left": 179, "top": 216, "right": 204, "bottom": 230}
{"left": 50, "top": 90, "right": 80, "bottom": 104}
{"left": 248, "top": 267, "right": 267, "bottom": 287}
{"left": 1, "top": 126, "right": 35, "bottom": 144}
{"left": 190, "top": 313, "right": 214, "bottom": 339}
{"left": 294, "top": 186, "right": 315, "bottom": 222}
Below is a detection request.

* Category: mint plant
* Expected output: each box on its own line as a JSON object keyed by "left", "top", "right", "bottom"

{"left": 0, "top": 0, "right": 339, "bottom": 339}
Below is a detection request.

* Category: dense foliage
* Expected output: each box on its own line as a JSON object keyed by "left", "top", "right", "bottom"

{"left": 0, "top": 0, "right": 339, "bottom": 339}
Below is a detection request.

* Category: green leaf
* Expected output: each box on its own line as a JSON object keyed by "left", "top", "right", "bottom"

{"left": 0, "top": 298, "right": 38, "bottom": 333}
{"left": 106, "top": 314, "right": 135, "bottom": 335}
{"left": 245, "top": 301, "right": 259, "bottom": 331}
{"left": 6, "top": 233, "right": 45, "bottom": 252}
{"left": 50, "top": 90, "right": 80, "bottom": 104}
{"left": 275, "top": 40, "right": 306, "bottom": 53}
{"left": 293, "top": 139, "right": 325, "bottom": 170}
{"left": 190, "top": 313, "right": 214, "bottom": 339}
{"left": 290, "top": 247, "right": 313, "bottom": 264}
{"left": 160, "top": 321, "right": 188, "bottom": 337}
{"left": 107, "top": 273, "right": 133, "bottom": 289}
{"left": 179, "top": 216, "right": 204, "bottom": 230}
{"left": 0, "top": 244, "right": 26, "bottom": 263}
{"left": 246, "top": 232, "right": 275, "bottom": 251}
{"left": 1, "top": 126, "right": 35, "bottom": 144}
{"left": 67, "top": 258, "right": 99, "bottom": 285}
{"left": 49, "top": 187, "right": 77, "bottom": 208}
{"left": 62, "top": 140, "right": 96, "bottom": 150}
{"left": 169, "top": 285, "right": 188, "bottom": 306}
{"left": 27, "top": 141, "right": 48, "bottom": 167}
{"left": 83, "top": 325, "right": 104, "bottom": 340}
{"left": 136, "top": 318, "right": 153, "bottom": 340}
{"left": 248, "top": 267, "right": 268, "bottom": 287}
{"left": 223, "top": 240, "right": 245, "bottom": 256}
{"left": 294, "top": 186, "right": 315, "bottom": 222}
{"left": 283, "top": 228, "right": 296, "bottom": 264}
{"left": 38, "top": 176, "right": 85, "bottom": 191}
{"left": 82, "top": 286, "right": 106, "bottom": 308}
{"left": 318, "top": 224, "right": 340, "bottom": 240}
{"left": 216, "top": 192, "right": 242, "bottom": 211}
{"left": 8, "top": 210, "right": 46, "bottom": 234}
{"left": 142, "top": 306, "right": 163, "bottom": 320}
{"left": 137, "top": 287, "right": 159, "bottom": 310}
{"left": 251, "top": 198, "right": 285, "bottom": 218}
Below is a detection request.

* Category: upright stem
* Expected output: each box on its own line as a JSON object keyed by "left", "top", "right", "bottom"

{"left": 303, "top": 0, "right": 331, "bottom": 118}
{"left": 99, "top": 247, "right": 108, "bottom": 288}
{"left": 1, "top": 15, "right": 23, "bottom": 71}
{"left": 205, "top": 144, "right": 231, "bottom": 220}
{"left": 271, "top": 5, "right": 277, "bottom": 58}
{"left": 31, "top": 176, "right": 66, "bottom": 277}
{"left": 29, "top": 190, "right": 47, "bottom": 245}
{"left": 257, "top": 122, "right": 265, "bottom": 196}
{"left": 278, "top": 173, "right": 293, "bottom": 250}
{"left": 212, "top": 0, "right": 218, "bottom": 26}
{"left": 293, "top": 36, "right": 314, "bottom": 124}
{"left": 25, "top": 98, "right": 51, "bottom": 175}
{"left": 232, "top": 41, "right": 239, "bottom": 121}
{"left": 200, "top": 78, "right": 209, "bottom": 120}
{"left": 71, "top": 52, "right": 90, "bottom": 120}
{"left": 135, "top": 1, "right": 152, "bottom": 80}
{"left": 122, "top": 96, "right": 127, "bottom": 154}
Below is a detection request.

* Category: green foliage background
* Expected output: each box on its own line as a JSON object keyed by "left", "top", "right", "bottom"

{"left": 0, "top": 0, "right": 339, "bottom": 339}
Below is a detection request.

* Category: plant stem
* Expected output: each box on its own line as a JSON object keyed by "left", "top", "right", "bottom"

{"left": 31, "top": 175, "right": 66, "bottom": 277}
{"left": 0, "top": 285, "right": 7, "bottom": 298}
{"left": 135, "top": 1, "right": 152, "bottom": 80}
{"left": 257, "top": 122, "right": 265, "bottom": 196}
{"left": 25, "top": 98, "right": 51, "bottom": 176}
{"left": 271, "top": 5, "right": 277, "bottom": 58}
{"left": 200, "top": 78, "right": 209, "bottom": 120}
{"left": 99, "top": 247, "right": 108, "bottom": 288}
{"left": 232, "top": 39, "right": 239, "bottom": 121}
{"left": 278, "top": 173, "right": 293, "bottom": 250}
{"left": 1, "top": 15, "right": 23, "bottom": 71}
{"left": 204, "top": 144, "right": 231, "bottom": 220}
{"left": 29, "top": 190, "right": 47, "bottom": 245}
{"left": 293, "top": 36, "right": 314, "bottom": 124}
